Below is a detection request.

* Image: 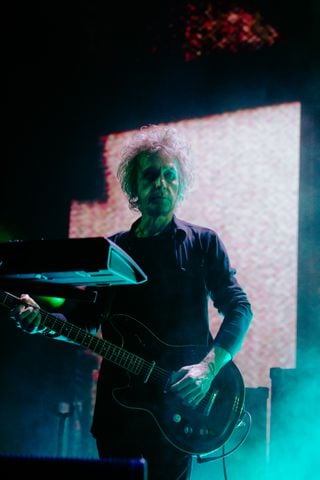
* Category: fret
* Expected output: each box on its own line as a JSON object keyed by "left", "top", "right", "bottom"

{"left": 1, "top": 290, "right": 155, "bottom": 379}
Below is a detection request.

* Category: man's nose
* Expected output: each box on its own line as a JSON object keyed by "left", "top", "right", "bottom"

{"left": 154, "top": 174, "right": 166, "bottom": 188}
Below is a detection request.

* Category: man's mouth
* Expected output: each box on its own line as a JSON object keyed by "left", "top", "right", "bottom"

{"left": 150, "top": 195, "right": 167, "bottom": 200}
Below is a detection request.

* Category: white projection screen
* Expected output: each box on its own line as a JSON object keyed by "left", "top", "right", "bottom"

{"left": 69, "top": 102, "right": 300, "bottom": 390}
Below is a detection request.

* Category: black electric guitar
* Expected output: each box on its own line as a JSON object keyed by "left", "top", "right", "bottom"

{"left": 1, "top": 290, "right": 245, "bottom": 456}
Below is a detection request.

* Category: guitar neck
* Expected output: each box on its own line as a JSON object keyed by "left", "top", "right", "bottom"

{"left": 0, "top": 290, "right": 146, "bottom": 376}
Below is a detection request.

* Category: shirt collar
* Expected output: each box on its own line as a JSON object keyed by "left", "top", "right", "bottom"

{"left": 129, "top": 215, "right": 187, "bottom": 240}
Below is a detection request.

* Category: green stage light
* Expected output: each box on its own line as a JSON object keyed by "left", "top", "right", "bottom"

{"left": 38, "top": 296, "right": 66, "bottom": 308}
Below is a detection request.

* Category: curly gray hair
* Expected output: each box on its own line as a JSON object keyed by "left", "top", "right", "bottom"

{"left": 117, "top": 124, "right": 194, "bottom": 210}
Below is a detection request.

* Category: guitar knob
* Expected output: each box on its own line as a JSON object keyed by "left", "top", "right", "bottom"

{"left": 184, "top": 425, "right": 193, "bottom": 435}
{"left": 172, "top": 414, "right": 182, "bottom": 423}
{"left": 199, "top": 427, "right": 209, "bottom": 436}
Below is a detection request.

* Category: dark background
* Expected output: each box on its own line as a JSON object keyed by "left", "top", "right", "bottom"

{"left": 2, "top": 1, "right": 320, "bottom": 476}
{"left": 4, "top": 1, "right": 318, "bottom": 240}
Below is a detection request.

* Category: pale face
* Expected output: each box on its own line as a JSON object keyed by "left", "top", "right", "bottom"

{"left": 136, "top": 153, "right": 180, "bottom": 218}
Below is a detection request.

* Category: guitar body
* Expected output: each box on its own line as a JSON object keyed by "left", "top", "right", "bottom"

{"left": 105, "top": 314, "right": 245, "bottom": 455}
{"left": 0, "top": 290, "right": 245, "bottom": 456}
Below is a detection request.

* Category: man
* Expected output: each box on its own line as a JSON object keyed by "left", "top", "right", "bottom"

{"left": 13, "top": 124, "right": 253, "bottom": 480}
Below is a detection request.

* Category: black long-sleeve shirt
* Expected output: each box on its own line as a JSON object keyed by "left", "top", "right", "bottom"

{"left": 106, "top": 215, "right": 252, "bottom": 357}
{"left": 62, "top": 215, "right": 252, "bottom": 440}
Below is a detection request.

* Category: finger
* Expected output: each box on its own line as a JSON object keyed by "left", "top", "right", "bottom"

{"left": 22, "top": 323, "right": 39, "bottom": 333}
{"left": 20, "top": 294, "right": 40, "bottom": 309}
{"left": 188, "top": 393, "right": 205, "bottom": 408}
{"left": 20, "top": 309, "right": 37, "bottom": 324}
{"left": 21, "top": 315, "right": 41, "bottom": 333}
{"left": 170, "top": 369, "right": 188, "bottom": 384}
{"left": 170, "top": 378, "right": 193, "bottom": 392}
{"left": 20, "top": 309, "right": 42, "bottom": 332}
{"left": 179, "top": 391, "right": 202, "bottom": 408}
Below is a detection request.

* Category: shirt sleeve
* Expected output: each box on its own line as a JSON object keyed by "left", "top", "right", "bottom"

{"left": 204, "top": 232, "right": 253, "bottom": 357}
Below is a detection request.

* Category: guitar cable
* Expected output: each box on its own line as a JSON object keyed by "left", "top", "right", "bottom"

{"left": 195, "top": 409, "right": 252, "bottom": 464}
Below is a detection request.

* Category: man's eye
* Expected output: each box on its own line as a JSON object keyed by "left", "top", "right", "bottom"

{"left": 165, "top": 170, "right": 177, "bottom": 181}
{"left": 143, "top": 170, "right": 157, "bottom": 181}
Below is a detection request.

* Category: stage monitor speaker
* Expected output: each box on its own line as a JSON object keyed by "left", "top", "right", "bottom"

{"left": 269, "top": 367, "right": 318, "bottom": 479}
{"left": 0, "top": 455, "right": 147, "bottom": 479}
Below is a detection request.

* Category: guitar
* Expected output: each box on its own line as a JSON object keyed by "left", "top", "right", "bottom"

{"left": 1, "top": 290, "right": 245, "bottom": 456}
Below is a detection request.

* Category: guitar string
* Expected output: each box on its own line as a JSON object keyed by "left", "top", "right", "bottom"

{"left": 40, "top": 310, "right": 213, "bottom": 408}
{"left": 2, "top": 292, "right": 212, "bottom": 407}
{"left": 2, "top": 292, "right": 171, "bottom": 379}
{"left": 4, "top": 293, "right": 245, "bottom": 449}
{"left": 3, "top": 290, "right": 243, "bottom": 455}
